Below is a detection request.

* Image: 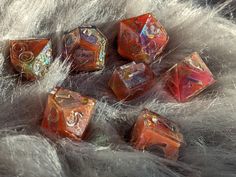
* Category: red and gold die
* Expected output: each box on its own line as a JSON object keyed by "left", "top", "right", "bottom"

{"left": 131, "top": 109, "right": 183, "bottom": 160}
{"left": 118, "top": 13, "right": 169, "bottom": 64}
{"left": 109, "top": 62, "right": 156, "bottom": 101}
{"left": 63, "top": 26, "right": 107, "bottom": 72}
{"left": 10, "top": 38, "right": 53, "bottom": 81}
{"left": 165, "top": 52, "right": 216, "bottom": 102}
{"left": 41, "top": 87, "right": 96, "bottom": 141}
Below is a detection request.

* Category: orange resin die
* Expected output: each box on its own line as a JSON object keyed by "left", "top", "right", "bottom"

{"left": 118, "top": 13, "right": 169, "bottom": 64}
{"left": 109, "top": 62, "right": 156, "bottom": 101}
{"left": 41, "top": 87, "right": 96, "bottom": 141}
{"left": 165, "top": 52, "right": 216, "bottom": 102}
{"left": 10, "top": 38, "right": 53, "bottom": 81}
{"left": 131, "top": 109, "right": 183, "bottom": 160}
{"left": 63, "top": 26, "right": 107, "bottom": 72}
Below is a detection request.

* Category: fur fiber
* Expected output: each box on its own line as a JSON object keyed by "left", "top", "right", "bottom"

{"left": 0, "top": 0, "right": 236, "bottom": 176}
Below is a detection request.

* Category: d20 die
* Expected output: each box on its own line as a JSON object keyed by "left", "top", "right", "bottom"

{"left": 109, "top": 62, "right": 156, "bottom": 101}
{"left": 41, "top": 87, "right": 96, "bottom": 141}
{"left": 131, "top": 109, "right": 183, "bottom": 160}
{"left": 63, "top": 26, "right": 107, "bottom": 72}
{"left": 165, "top": 52, "right": 216, "bottom": 102}
{"left": 118, "top": 13, "right": 169, "bottom": 64}
{"left": 10, "top": 38, "right": 53, "bottom": 81}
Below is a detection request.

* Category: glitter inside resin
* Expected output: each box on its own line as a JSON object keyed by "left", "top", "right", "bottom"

{"left": 118, "top": 13, "right": 169, "bottom": 64}
{"left": 10, "top": 38, "right": 53, "bottom": 81}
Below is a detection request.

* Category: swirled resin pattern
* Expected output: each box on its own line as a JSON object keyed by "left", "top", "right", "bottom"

{"left": 131, "top": 109, "right": 184, "bottom": 160}
{"left": 165, "top": 52, "right": 216, "bottom": 102}
{"left": 10, "top": 38, "right": 53, "bottom": 81}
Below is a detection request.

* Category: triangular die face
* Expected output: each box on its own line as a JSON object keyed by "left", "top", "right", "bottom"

{"left": 46, "top": 105, "right": 61, "bottom": 132}
{"left": 178, "top": 53, "right": 215, "bottom": 102}
{"left": 122, "top": 13, "right": 151, "bottom": 33}
{"left": 140, "top": 14, "right": 157, "bottom": 38}
{"left": 184, "top": 52, "right": 210, "bottom": 73}
{"left": 31, "top": 40, "right": 52, "bottom": 77}
{"left": 140, "top": 17, "right": 168, "bottom": 55}
{"left": 36, "top": 40, "right": 52, "bottom": 60}
{"left": 120, "top": 20, "right": 139, "bottom": 39}
{"left": 178, "top": 67, "right": 205, "bottom": 101}
{"left": 42, "top": 95, "right": 63, "bottom": 133}
{"left": 166, "top": 65, "right": 180, "bottom": 101}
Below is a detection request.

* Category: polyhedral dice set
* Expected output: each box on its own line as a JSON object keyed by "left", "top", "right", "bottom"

{"left": 7, "top": 13, "right": 217, "bottom": 161}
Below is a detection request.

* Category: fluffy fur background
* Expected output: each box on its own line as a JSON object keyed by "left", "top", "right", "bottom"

{"left": 0, "top": 0, "right": 236, "bottom": 176}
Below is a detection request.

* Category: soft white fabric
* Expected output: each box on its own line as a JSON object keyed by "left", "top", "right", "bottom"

{"left": 0, "top": 0, "right": 235, "bottom": 176}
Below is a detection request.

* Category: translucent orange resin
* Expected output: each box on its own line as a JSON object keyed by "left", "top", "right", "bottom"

{"left": 41, "top": 87, "right": 96, "bottom": 141}
{"left": 118, "top": 13, "right": 169, "bottom": 64}
{"left": 131, "top": 109, "right": 183, "bottom": 160}
{"left": 10, "top": 38, "right": 53, "bottom": 81}
{"left": 165, "top": 52, "right": 216, "bottom": 102}
{"left": 109, "top": 62, "right": 156, "bottom": 101}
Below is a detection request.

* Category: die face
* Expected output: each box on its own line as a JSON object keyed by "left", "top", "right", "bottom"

{"left": 10, "top": 39, "right": 53, "bottom": 80}
{"left": 42, "top": 94, "right": 63, "bottom": 133}
{"left": 109, "top": 62, "right": 156, "bottom": 100}
{"left": 53, "top": 87, "right": 93, "bottom": 107}
{"left": 118, "top": 23, "right": 142, "bottom": 61}
{"left": 63, "top": 28, "right": 80, "bottom": 54}
{"left": 134, "top": 109, "right": 183, "bottom": 144}
{"left": 140, "top": 16, "right": 169, "bottom": 61}
{"left": 118, "top": 13, "right": 169, "bottom": 64}
{"left": 108, "top": 69, "right": 129, "bottom": 100}
{"left": 63, "top": 26, "right": 107, "bottom": 72}
{"left": 118, "top": 62, "right": 148, "bottom": 88}
{"left": 131, "top": 109, "right": 183, "bottom": 160}
{"left": 122, "top": 13, "right": 149, "bottom": 33}
{"left": 166, "top": 52, "right": 216, "bottom": 102}
{"left": 41, "top": 88, "right": 96, "bottom": 141}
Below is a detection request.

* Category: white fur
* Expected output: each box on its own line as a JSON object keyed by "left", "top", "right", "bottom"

{"left": 0, "top": 0, "right": 236, "bottom": 176}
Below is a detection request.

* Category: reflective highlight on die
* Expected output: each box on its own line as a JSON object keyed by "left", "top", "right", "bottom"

{"left": 131, "top": 109, "right": 183, "bottom": 160}
{"left": 165, "top": 52, "right": 216, "bottom": 102}
{"left": 10, "top": 38, "right": 53, "bottom": 81}
{"left": 109, "top": 62, "right": 156, "bottom": 101}
{"left": 118, "top": 13, "right": 169, "bottom": 64}
{"left": 41, "top": 87, "right": 96, "bottom": 141}
{"left": 63, "top": 26, "right": 107, "bottom": 72}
